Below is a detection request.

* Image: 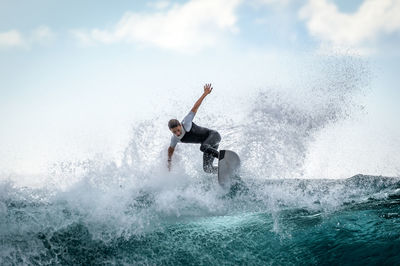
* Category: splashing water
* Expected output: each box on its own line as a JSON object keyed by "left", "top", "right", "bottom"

{"left": 1, "top": 55, "right": 399, "bottom": 265}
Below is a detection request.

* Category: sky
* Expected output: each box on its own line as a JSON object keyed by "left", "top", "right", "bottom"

{"left": 0, "top": 0, "right": 399, "bottom": 178}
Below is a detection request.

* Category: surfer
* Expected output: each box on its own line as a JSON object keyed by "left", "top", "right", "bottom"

{"left": 167, "top": 83, "right": 221, "bottom": 173}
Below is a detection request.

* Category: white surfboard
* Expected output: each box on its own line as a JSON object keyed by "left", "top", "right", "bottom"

{"left": 218, "top": 150, "right": 241, "bottom": 189}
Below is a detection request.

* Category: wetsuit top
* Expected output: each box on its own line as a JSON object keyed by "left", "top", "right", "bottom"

{"left": 170, "top": 111, "right": 211, "bottom": 148}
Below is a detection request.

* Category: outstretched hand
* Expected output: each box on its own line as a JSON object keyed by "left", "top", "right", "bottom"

{"left": 203, "top": 83, "right": 213, "bottom": 95}
{"left": 191, "top": 83, "right": 213, "bottom": 114}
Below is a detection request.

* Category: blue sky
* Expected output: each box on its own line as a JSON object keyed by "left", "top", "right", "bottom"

{"left": 0, "top": 0, "right": 399, "bottom": 177}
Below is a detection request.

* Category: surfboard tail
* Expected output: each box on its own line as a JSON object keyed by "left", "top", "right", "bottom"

{"left": 217, "top": 150, "right": 241, "bottom": 189}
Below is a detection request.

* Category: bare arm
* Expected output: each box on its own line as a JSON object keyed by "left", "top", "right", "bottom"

{"left": 191, "top": 83, "right": 213, "bottom": 114}
{"left": 167, "top": 146, "right": 175, "bottom": 171}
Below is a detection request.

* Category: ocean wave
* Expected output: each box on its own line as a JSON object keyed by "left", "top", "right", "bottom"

{"left": 1, "top": 174, "right": 399, "bottom": 265}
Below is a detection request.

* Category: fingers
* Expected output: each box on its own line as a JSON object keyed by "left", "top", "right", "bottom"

{"left": 203, "top": 83, "right": 213, "bottom": 92}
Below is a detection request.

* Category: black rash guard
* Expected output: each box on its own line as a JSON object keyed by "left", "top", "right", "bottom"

{"left": 180, "top": 122, "right": 211, "bottom": 144}
{"left": 169, "top": 111, "right": 221, "bottom": 173}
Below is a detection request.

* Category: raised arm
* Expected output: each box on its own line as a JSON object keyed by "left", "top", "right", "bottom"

{"left": 191, "top": 83, "right": 213, "bottom": 114}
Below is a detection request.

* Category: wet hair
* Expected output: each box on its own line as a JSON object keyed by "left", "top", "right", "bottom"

{"left": 168, "top": 119, "right": 180, "bottom": 129}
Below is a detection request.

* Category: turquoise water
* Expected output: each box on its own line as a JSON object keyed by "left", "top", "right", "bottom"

{"left": 1, "top": 175, "right": 399, "bottom": 265}
{"left": 1, "top": 56, "right": 394, "bottom": 265}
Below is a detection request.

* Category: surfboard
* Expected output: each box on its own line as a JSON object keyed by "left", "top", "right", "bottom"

{"left": 218, "top": 150, "right": 241, "bottom": 189}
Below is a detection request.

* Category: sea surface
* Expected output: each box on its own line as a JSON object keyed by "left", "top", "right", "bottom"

{"left": 1, "top": 174, "right": 400, "bottom": 265}
{"left": 2, "top": 56, "right": 398, "bottom": 265}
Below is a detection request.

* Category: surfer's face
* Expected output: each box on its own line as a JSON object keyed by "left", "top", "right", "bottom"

{"left": 170, "top": 125, "right": 182, "bottom": 137}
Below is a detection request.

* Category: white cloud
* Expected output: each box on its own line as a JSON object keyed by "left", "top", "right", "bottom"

{"left": 72, "top": 0, "right": 241, "bottom": 53}
{"left": 299, "top": 0, "right": 400, "bottom": 52}
{"left": 0, "top": 30, "right": 26, "bottom": 49}
{"left": 147, "top": 0, "right": 171, "bottom": 10}
{"left": 31, "top": 26, "right": 55, "bottom": 45}
{"left": 70, "top": 29, "right": 94, "bottom": 46}
{"left": 0, "top": 26, "right": 54, "bottom": 49}
{"left": 253, "top": 0, "right": 292, "bottom": 8}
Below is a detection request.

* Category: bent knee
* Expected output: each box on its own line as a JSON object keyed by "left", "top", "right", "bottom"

{"left": 200, "top": 144, "right": 210, "bottom": 152}
{"left": 212, "top": 131, "right": 221, "bottom": 143}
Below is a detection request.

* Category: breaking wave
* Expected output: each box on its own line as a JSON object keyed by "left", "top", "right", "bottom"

{"left": 3, "top": 54, "right": 399, "bottom": 265}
